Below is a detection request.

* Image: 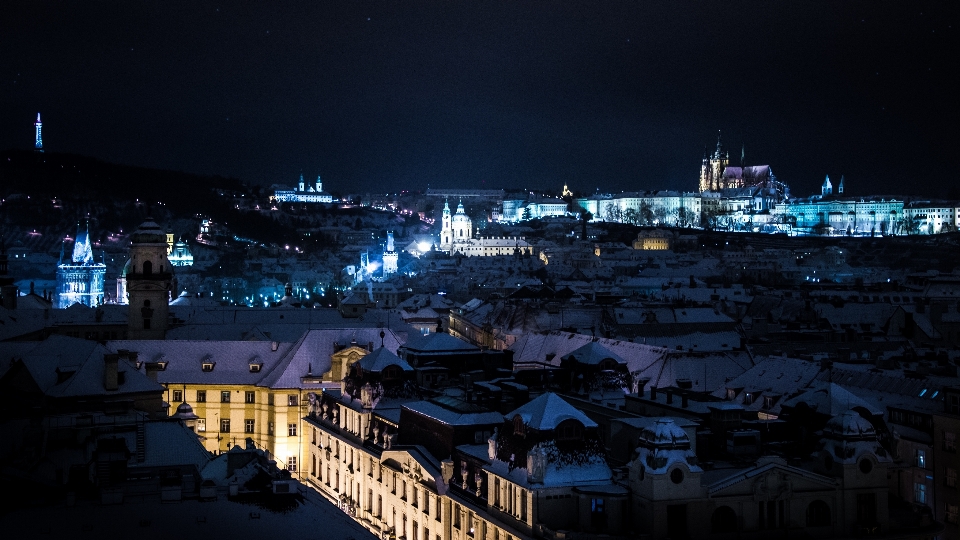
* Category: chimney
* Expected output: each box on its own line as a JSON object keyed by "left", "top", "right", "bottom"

{"left": 271, "top": 341, "right": 279, "bottom": 352}
{"left": 650, "top": 386, "right": 657, "bottom": 400}
{"left": 144, "top": 362, "right": 160, "bottom": 383}
{"left": 681, "top": 394, "right": 689, "bottom": 408}
{"left": 104, "top": 353, "right": 119, "bottom": 391}
{"left": 368, "top": 342, "right": 374, "bottom": 352}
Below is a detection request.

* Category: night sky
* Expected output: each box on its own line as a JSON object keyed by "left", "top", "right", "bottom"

{"left": 1, "top": 1, "right": 956, "bottom": 197}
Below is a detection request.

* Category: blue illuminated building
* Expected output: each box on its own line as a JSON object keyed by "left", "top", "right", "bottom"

{"left": 56, "top": 222, "right": 106, "bottom": 308}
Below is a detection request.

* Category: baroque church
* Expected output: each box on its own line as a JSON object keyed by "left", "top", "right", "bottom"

{"left": 438, "top": 200, "right": 533, "bottom": 257}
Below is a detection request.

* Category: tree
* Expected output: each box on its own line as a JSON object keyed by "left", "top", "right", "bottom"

{"left": 675, "top": 206, "right": 693, "bottom": 228}
{"left": 623, "top": 208, "right": 640, "bottom": 226}
{"left": 638, "top": 201, "right": 654, "bottom": 226}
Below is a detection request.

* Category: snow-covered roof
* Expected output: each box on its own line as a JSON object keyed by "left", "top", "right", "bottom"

{"left": 561, "top": 342, "right": 625, "bottom": 366}
{"left": 401, "top": 332, "right": 479, "bottom": 353}
{"left": 506, "top": 393, "right": 597, "bottom": 431}
{"left": 355, "top": 347, "right": 413, "bottom": 372}
{"left": 402, "top": 400, "right": 504, "bottom": 426}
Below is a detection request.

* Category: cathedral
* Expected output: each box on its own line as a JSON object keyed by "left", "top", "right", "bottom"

{"left": 56, "top": 223, "right": 106, "bottom": 309}
{"left": 699, "top": 133, "right": 733, "bottom": 192}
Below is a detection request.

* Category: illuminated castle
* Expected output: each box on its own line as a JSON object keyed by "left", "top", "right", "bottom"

{"left": 56, "top": 222, "right": 106, "bottom": 308}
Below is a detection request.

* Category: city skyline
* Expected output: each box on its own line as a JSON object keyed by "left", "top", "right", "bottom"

{"left": 1, "top": 3, "right": 956, "bottom": 197}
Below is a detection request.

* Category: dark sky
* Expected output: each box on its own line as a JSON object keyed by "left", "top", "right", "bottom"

{"left": 1, "top": 1, "right": 956, "bottom": 197}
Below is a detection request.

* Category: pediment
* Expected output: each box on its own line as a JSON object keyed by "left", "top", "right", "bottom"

{"left": 707, "top": 460, "right": 837, "bottom": 498}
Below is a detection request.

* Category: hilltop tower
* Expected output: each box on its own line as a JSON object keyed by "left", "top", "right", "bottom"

{"left": 34, "top": 113, "right": 43, "bottom": 152}
{"left": 123, "top": 219, "right": 174, "bottom": 339}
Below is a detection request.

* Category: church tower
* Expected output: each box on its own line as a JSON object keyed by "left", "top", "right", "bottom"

{"left": 821, "top": 175, "right": 833, "bottom": 197}
{"left": 34, "top": 113, "right": 43, "bottom": 153}
{"left": 298, "top": 173, "right": 305, "bottom": 192}
{"left": 440, "top": 199, "right": 452, "bottom": 252}
{"left": 699, "top": 131, "right": 728, "bottom": 192}
{"left": 383, "top": 231, "right": 398, "bottom": 275}
{"left": 124, "top": 219, "right": 174, "bottom": 340}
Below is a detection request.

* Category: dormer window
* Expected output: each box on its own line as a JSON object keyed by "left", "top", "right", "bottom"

{"left": 157, "top": 361, "right": 167, "bottom": 371}
{"left": 744, "top": 393, "right": 753, "bottom": 405}
{"left": 726, "top": 388, "right": 736, "bottom": 400}
{"left": 556, "top": 419, "right": 583, "bottom": 441}
{"left": 202, "top": 362, "right": 215, "bottom": 372}
{"left": 249, "top": 363, "right": 262, "bottom": 373}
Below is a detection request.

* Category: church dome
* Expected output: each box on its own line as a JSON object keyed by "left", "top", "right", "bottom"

{"left": 130, "top": 219, "right": 167, "bottom": 244}
{"left": 452, "top": 201, "right": 471, "bottom": 223}
{"left": 823, "top": 410, "right": 876, "bottom": 441}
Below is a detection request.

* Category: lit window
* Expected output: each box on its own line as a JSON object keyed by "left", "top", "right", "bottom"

{"left": 197, "top": 418, "right": 206, "bottom": 432}
{"left": 221, "top": 391, "right": 231, "bottom": 403}
{"left": 288, "top": 394, "right": 299, "bottom": 406}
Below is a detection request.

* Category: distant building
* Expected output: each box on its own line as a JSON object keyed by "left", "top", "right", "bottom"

{"left": 633, "top": 229, "right": 672, "bottom": 250}
{"left": 167, "top": 239, "right": 195, "bottom": 267}
{"left": 56, "top": 222, "right": 106, "bottom": 309}
{"left": 273, "top": 173, "right": 333, "bottom": 203}
{"left": 34, "top": 112, "right": 43, "bottom": 152}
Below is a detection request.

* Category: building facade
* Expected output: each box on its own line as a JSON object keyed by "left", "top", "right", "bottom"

{"left": 56, "top": 222, "right": 106, "bottom": 309}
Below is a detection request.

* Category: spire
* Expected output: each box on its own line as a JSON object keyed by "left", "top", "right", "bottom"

{"left": 456, "top": 199, "right": 465, "bottom": 213}
{"left": 443, "top": 199, "right": 451, "bottom": 215}
{"left": 838, "top": 175, "right": 845, "bottom": 195}
{"left": 714, "top": 130, "right": 722, "bottom": 157}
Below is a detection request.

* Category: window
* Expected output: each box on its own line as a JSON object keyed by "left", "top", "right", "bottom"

{"left": 711, "top": 505, "right": 737, "bottom": 533}
{"left": 197, "top": 418, "right": 206, "bottom": 432}
{"left": 268, "top": 393, "right": 274, "bottom": 406}
{"left": 287, "top": 456, "right": 297, "bottom": 472}
{"left": 915, "top": 482, "right": 927, "bottom": 504}
{"left": 196, "top": 390, "right": 206, "bottom": 402}
{"left": 249, "top": 363, "right": 261, "bottom": 373}
{"left": 220, "top": 419, "right": 230, "bottom": 432}
{"left": 947, "top": 468, "right": 957, "bottom": 488}
{"left": 806, "top": 500, "right": 831, "bottom": 527}
{"left": 453, "top": 506, "right": 461, "bottom": 529}
{"left": 947, "top": 504, "right": 958, "bottom": 524}
{"left": 245, "top": 419, "right": 255, "bottom": 433}
{"left": 245, "top": 391, "right": 256, "bottom": 404}
{"left": 916, "top": 449, "right": 926, "bottom": 468}
{"left": 945, "top": 431, "right": 957, "bottom": 453}
{"left": 288, "top": 423, "right": 297, "bottom": 436}
{"left": 221, "top": 391, "right": 231, "bottom": 403}
{"left": 268, "top": 422, "right": 274, "bottom": 435}
{"left": 172, "top": 390, "right": 183, "bottom": 402}
{"left": 288, "top": 394, "right": 299, "bottom": 406}
{"left": 201, "top": 362, "right": 214, "bottom": 372}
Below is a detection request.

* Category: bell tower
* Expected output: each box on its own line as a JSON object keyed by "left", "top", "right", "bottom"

{"left": 440, "top": 199, "right": 452, "bottom": 252}
{"left": 125, "top": 219, "right": 174, "bottom": 339}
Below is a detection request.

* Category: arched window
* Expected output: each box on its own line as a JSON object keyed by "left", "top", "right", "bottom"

{"left": 142, "top": 260, "right": 153, "bottom": 275}
{"left": 711, "top": 505, "right": 737, "bottom": 533}
{"left": 513, "top": 415, "right": 526, "bottom": 436}
{"left": 806, "top": 500, "right": 831, "bottom": 527}
{"left": 597, "top": 358, "right": 618, "bottom": 371}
